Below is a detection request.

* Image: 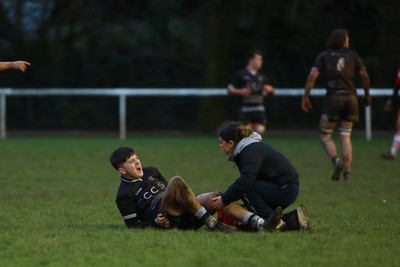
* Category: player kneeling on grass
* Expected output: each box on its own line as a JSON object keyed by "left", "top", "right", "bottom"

{"left": 212, "top": 121, "right": 311, "bottom": 231}
{"left": 109, "top": 147, "right": 283, "bottom": 232}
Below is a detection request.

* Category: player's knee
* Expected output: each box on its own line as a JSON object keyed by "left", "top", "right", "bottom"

{"left": 169, "top": 176, "right": 185, "bottom": 186}
{"left": 320, "top": 132, "right": 332, "bottom": 143}
{"left": 169, "top": 176, "right": 191, "bottom": 195}
{"left": 319, "top": 115, "right": 334, "bottom": 136}
{"left": 339, "top": 125, "right": 352, "bottom": 137}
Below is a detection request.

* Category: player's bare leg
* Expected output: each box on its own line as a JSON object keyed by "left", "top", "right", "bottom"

{"left": 339, "top": 121, "right": 353, "bottom": 180}
{"left": 161, "top": 177, "right": 236, "bottom": 232}
{"left": 319, "top": 115, "right": 343, "bottom": 181}
{"left": 382, "top": 112, "right": 400, "bottom": 159}
{"left": 197, "top": 192, "right": 284, "bottom": 232}
{"left": 223, "top": 203, "right": 284, "bottom": 232}
{"left": 162, "top": 176, "right": 200, "bottom": 215}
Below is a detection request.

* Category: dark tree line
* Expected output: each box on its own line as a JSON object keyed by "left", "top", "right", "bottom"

{"left": 0, "top": 0, "right": 399, "bottom": 131}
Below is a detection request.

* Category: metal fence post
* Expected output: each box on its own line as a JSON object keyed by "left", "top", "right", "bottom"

{"left": 119, "top": 95, "right": 126, "bottom": 140}
{"left": 365, "top": 106, "right": 372, "bottom": 141}
{"left": 1, "top": 94, "right": 6, "bottom": 139}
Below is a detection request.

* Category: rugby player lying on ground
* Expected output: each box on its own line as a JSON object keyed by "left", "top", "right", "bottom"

{"left": 109, "top": 147, "right": 283, "bottom": 232}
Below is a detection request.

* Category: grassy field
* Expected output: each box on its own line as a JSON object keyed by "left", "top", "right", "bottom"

{"left": 0, "top": 134, "right": 399, "bottom": 267}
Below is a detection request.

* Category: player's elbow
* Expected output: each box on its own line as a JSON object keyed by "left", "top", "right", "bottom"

{"left": 309, "top": 68, "right": 320, "bottom": 80}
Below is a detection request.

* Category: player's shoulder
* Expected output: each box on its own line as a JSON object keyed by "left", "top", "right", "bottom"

{"left": 257, "top": 72, "right": 268, "bottom": 81}
{"left": 317, "top": 49, "right": 331, "bottom": 57}
{"left": 143, "top": 166, "right": 162, "bottom": 178}
{"left": 235, "top": 68, "right": 251, "bottom": 77}
{"left": 346, "top": 49, "right": 362, "bottom": 59}
{"left": 116, "top": 177, "right": 140, "bottom": 199}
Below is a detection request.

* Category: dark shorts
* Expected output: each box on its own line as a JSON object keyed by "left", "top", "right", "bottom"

{"left": 165, "top": 212, "right": 203, "bottom": 230}
{"left": 239, "top": 111, "right": 267, "bottom": 125}
{"left": 242, "top": 181, "right": 299, "bottom": 218}
{"left": 322, "top": 93, "right": 359, "bottom": 122}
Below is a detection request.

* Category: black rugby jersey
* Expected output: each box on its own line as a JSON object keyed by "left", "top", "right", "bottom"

{"left": 115, "top": 167, "right": 168, "bottom": 228}
{"left": 229, "top": 69, "right": 268, "bottom": 106}
{"left": 313, "top": 48, "right": 366, "bottom": 94}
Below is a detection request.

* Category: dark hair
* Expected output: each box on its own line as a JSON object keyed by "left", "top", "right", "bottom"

{"left": 326, "top": 29, "right": 349, "bottom": 49}
{"left": 247, "top": 49, "right": 263, "bottom": 61}
{"left": 218, "top": 121, "right": 253, "bottom": 143}
{"left": 109, "top": 147, "right": 135, "bottom": 169}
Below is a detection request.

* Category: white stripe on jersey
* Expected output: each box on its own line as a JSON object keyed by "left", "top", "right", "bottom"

{"left": 240, "top": 105, "right": 265, "bottom": 113}
{"left": 123, "top": 213, "right": 137, "bottom": 220}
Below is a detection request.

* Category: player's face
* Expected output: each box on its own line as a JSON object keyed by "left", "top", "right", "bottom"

{"left": 344, "top": 35, "right": 349, "bottom": 48}
{"left": 118, "top": 154, "right": 143, "bottom": 180}
{"left": 250, "top": 54, "right": 263, "bottom": 71}
{"left": 218, "top": 137, "right": 235, "bottom": 155}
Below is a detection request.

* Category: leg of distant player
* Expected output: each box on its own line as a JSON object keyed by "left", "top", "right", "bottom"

{"left": 392, "top": 114, "right": 400, "bottom": 155}
{"left": 383, "top": 110, "right": 400, "bottom": 159}
{"left": 339, "top": 121, "right": 353, "bottom": 180}
{"left": 161, "top": 176, "right": 235, "bottom": 231}
{"left": 319, "top": 114, "right": 343, "bottom": 181}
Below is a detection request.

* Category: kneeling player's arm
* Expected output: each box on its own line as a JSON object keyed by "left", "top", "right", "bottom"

{"left": 222, "top": 150, "right": 263, "bottom": 205}
{"left": 116, "top": 196, "right": 156, "bottom": 229}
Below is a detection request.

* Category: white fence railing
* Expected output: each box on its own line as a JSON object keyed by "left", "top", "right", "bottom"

{"left": 0, "top": 88, "right": 396, "bottom": 140}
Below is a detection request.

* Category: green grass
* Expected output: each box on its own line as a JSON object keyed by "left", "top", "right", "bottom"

{"left": 0, "top": 135, "right": 399, "bottom": 267}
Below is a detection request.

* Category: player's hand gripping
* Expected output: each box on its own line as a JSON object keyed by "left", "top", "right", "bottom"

{"left": 301, "top": 96, "right": 312, "bottom": 113}
{"left": 155, "top": 213, "right": 170, "bottom": 228}
{"left": 263, "top": 85, "right": 275, "bottom": 96}
{"left": 211, "top": 196, "right": 225, "bottom": 211}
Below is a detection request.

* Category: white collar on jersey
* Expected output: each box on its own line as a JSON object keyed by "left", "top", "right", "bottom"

{"left": 120, "top": 176, "right": 143, "bottom": 183}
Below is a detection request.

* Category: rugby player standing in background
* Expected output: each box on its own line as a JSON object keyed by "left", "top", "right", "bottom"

{"left": 227, "top": 50, "right": 274, "bottom": 135}
{"left": 301, "top": 29, "right": 371, "bottom": 181}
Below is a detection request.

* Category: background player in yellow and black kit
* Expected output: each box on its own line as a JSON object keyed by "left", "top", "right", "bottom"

{"left": 228, "top": 50, "right": 274, "bottom": 135}
{"left": 302, "top": 29, "right": 371, "bottom": 181}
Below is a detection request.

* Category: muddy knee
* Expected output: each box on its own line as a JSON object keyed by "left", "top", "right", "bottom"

{"left": 169, "top": 176, "right": 187, "bottom": 187}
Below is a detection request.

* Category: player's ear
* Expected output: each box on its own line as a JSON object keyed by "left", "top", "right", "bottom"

{"left": 228, "top": 140, "right": 235, "bottom": 147}
{"left": 117, "top": 167, "right": 126, "bottom": 175}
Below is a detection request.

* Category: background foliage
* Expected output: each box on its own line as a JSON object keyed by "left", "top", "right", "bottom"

{"left": 0, "top": 0, "right": 399, "bottom": 132}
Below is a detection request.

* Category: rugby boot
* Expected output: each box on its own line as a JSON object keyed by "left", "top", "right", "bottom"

{"left": 297, "top": 205, "right": 311, "bottom": 231}
{"left": 382, "top": 152, "right": 395, "bottom": 160}
{"left": 331, "top": 157, "right": 343, "bottom": 181}
{"left": 343, "top": 171, "right": 351, "bottom": 181}
{"left": 263, "top": 206, "right": 284, "bottom": 232}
